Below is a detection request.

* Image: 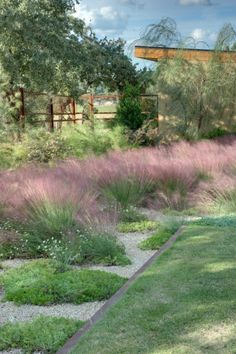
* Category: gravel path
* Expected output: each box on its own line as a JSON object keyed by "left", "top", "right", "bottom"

{"left": 76, "top": 231, "right": 156, "bottom": 278}
{"left": 0, "top": 208, "right": 182, "bottom": 327}
{"left": 0, "top": 228, "right": 156, "bottom": 327}
{"left": 0, "top": 299, "right": 106, "bottom": 325}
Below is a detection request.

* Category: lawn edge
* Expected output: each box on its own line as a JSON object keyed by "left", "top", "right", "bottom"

{"left": 56, "top": 226, "right": 185, "bottom": 354}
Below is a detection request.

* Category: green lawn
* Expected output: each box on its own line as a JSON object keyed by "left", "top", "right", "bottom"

{"left": 72, "top": 225, "right": 236, "bottom": 354}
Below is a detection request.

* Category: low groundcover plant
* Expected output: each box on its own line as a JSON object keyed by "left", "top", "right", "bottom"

{"left": 139, "top": 219, "right": 182, "bottom": 250}
{"left": 0, "top": 259, "right": 127, "bottom": 305}
{"left": 0, "top": 316, "right": 84, "bottom": 353}
{"left": 117, "top": 220, "right": 159, "bottom": 233}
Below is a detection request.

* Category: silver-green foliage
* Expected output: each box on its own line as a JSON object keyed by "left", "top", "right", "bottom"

{"left": 137, "top": 18, "right": 236, "bottom": 138}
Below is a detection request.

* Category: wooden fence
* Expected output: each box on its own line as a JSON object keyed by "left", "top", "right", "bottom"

{"left": 18, "top": 88, "right": 158, "bottom": 131}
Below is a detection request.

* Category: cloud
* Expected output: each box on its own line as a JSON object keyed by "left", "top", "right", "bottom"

{"left": 191, "top": 28, "right": 206, "bottom": 40}
{"left": 191, "top": 28, "right": 217, "bottom": 44}
{"left": 94, "top": 6, "right": 129, "bottom": 32}
{"left": 179, "top": 0, "right": 212, "bottom": 5}
{"left": 120, "top": 0, "right": 137, "bottom": 5}
{"left": 76, "top": 4, "right": 129, "bottom": 34}
{"left": 76, "top": 5, "right": 95, "bottom": 25}
{"left": 119, "top": 0, "right": 144, "bottom": 7}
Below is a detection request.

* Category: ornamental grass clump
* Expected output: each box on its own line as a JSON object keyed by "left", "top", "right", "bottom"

{"left": 1, "top": 136, "right": 236, "bottom": 224}
{"left": 202, "top": 188, "right": 236, "bottom": 215}
{"left": 23, "top": 175, "right": 98, "bottom": 238}
{"left": 100, "top": 167, "right": 156, "bottom": 221}
{"left": 101, "top": 176, "right": 155, "bottom": 210}
{"left": 26, "top": 199, "right": 76, "bottom": 239}
{"left": 75, "top": 228, "right": 130, "bottom": 266}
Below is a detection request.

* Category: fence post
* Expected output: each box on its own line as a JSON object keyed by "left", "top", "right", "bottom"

{"left": 49, "top": 98, "right": 54, "bottom": 131}
{"left": 89, "top": 94, "right": 94, "bottom": 117}
{"left": 72, "top": 99, "right": 76, "bottom": 124}
{"left": 89, "top": 94, "right": 95, "bottom": 129}
{"left": 156, "top": 94, "right": 159, "bottom": 126}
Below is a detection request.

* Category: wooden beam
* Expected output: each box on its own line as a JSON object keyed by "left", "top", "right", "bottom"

{"left": 135, "top": 46, "right": 236, "bottom": 63}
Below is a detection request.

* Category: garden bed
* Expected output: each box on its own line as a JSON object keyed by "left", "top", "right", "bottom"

{"left": 0, "top": 216, "right": 174, "bottom": 354}
{"left": 0, "top": 226, "right": 157, "bottom": 325}
{"left": 1, "top": 138, "right": 236, "bottom": 353}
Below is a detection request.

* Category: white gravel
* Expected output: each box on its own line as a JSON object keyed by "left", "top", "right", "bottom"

{"left": 0, "top": 300, "right": 106, "bottom": 325}
{"left": 76, "top": 231, "right": 156, "bottom": 278}
{"left": 0, "top": 259, "right": 30, "bottom": 269}
{"left": 0, "top": 224, "right": 158, "bottom": 327}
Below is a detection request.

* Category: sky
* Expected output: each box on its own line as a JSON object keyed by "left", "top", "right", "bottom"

{"left": 76, "top": 0, "right": 236, "bottom": 64}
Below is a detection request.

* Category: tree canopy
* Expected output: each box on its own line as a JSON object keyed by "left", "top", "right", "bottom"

{"left": 0, "top": 0, "right": 138, "bottom": 97}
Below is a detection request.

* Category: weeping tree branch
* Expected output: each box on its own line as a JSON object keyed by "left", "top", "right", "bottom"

{"left": 132, "top": 18, "right": 236, "bottom": 140}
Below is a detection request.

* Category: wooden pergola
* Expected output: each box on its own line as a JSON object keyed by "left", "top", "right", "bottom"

{"left": 135, "top": 45, "right": 236, "bottom": 62}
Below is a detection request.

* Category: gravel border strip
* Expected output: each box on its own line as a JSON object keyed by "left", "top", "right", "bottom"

{"left": 0, "top": 301, "right": 106, "bottom": 325}
{"left": 0, "top": 231, "right": 155, "bottom": 326}
{"left": 56, "top": 226, "right": 185, "bottom": 354}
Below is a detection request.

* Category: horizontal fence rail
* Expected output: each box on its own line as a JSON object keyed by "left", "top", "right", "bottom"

{"left": 17, "top": 88, "right": 158, "bottom": 131}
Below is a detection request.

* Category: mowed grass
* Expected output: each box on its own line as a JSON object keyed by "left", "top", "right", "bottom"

{"left": 72, "top": 225, "right": 236, "bottom": 354}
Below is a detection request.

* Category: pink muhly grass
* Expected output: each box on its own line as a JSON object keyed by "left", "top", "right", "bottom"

{"left": 1, "top": 136, "right": 236, "bottom": 220}
{"left": 193, "top": 171, "right": 236, "bottom": 213}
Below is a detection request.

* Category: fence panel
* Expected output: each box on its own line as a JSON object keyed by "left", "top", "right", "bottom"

{"left": 17, "top": 89, "right": 158, "bottom": 130}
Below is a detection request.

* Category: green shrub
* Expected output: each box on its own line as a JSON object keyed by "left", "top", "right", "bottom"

{"left": 25, "top": 128, "right": 71, "bottom": 163}
{"left": 0, "top": 259, "right": 127, "bottom": 305}
{"left": 0, "top": 218, "right": 130, "bottom": 267}
{"left": 63, "top": 123, "right": 112, "bottom": 157}
{"left": 117, "top": 220, "right": 159, "bottom": 233}
{"left": 0, "top": 316, "right": 84, "bottom": 353}
{"left": 0, "top": 142, "right": 27, "bottom": 169}
{"left": 37, "top": 229, "right": 130, "bottom": 267}
{"left": 116, "top": 85, "right": 145, "bottom": 131}
{"left": 62, "top": 123, "right": 130, "bottom": 158}
{"left": 129, "top": 119, "right": 159, "bottom": 146}
{"left": 201, "top": 127, "right": 229, "bottom": 139}
{"left": 0, "top": 123, "right": 130, "bottom": 169}
{"left": 0, "top": 143, "right": 15, "bottom": 169}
